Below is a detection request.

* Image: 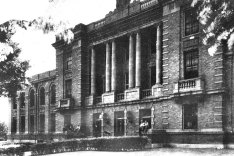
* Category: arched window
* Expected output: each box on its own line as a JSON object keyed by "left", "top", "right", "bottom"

{"left": 39, "top": 87, "right": 45, "bottom": 105}
{"left": 50, "top": 85, "right": 56, "bottom": 105}
{"left": 20, "top": 92, "right": 25, "bottom": 108}
{"left": 29, "top": 90, "right": 35, "bottom": 107}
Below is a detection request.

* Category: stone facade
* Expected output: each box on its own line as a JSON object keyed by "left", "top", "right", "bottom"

{"left": 8, "top": 0, "right": 234, "bottom": 144}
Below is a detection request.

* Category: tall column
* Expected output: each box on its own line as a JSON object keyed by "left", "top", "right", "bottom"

{"left": 111, "top": 40, "right": 117, "bottom": 91}
{"left": 35, "top": 92, "right": 38, "bottom": 133}
{"left": 16, "top": 94, "right": 20, "bottom": 134}
{"left": 105, "top": 42, "right": 111, "bottom": 92}
{"left": 45, "top": 91, "right": 50, "bottom": 133}
{"left": 25, "top": 95, "right": 29, "bottom": 134}
{"left": 135, "top": 32, "right": 141, "bottom": 88}
{"left": 156, "top": 24, "right": 162, "bottom": 84}
{"left": 91, "top": 48, "right": 96, "bottom": 95}
{"left": 129, "top": 34, "right": 135, "bottom": 89}
{"left": 124, "top": 109, "right": 127, "bottom": 136}
{"left": 7, "top": 98, "right": 12, "bottom": 135}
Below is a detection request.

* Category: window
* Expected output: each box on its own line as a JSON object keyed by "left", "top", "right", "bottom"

{"left": 65, "top": 79, "right": 72, "bottom": 98}
{"left": 50, "top": 85, "right": 56, "bottom": 105}
{"left": 151, "top": 66, "right": 156, "bottom": 86}
{"left": 93, "top": 113, "right": 101, "bottom": 137}
{"left": 185, "top": 10, "right": 199, "bottom": 36}
{"left": 39, "top": 87, "right": 45, "bottom": 105}
{"left": 20, "top": 116, "right": 25, "bottom": 133}
{"left": 64, "top": 115, "right": 71, "bottom": 127}
{"left": 139, "top": 109, "right": 151, "bottom": 129}
{"left": 39, "top": 114, "right": 45, "bottom": 133}
{"left": 50, "top": 113, "right": 56, "bottom": 132}
{"left": 183, "top": 104, "right": 197, "bottom": 129}
{"left": 13, "top": 97, "right": 17, "bottom": 109}
{"left": 114, "top": 111, "right": 124, "bottom": 136}
{"left": 11, "top": 117, "right": 17, "bottom": 133}
{"left": 184, "top": 49, "right": 198, "bottom": 79}
{"left": 20, "top": 92, "right": 25, "bottom": 108}
{"left": 125, "top": 72, "right": 129, "bottom": 89}
{"left": 30, "top": 90, "right": 35, "bottom": 107}
{"left": 30, "top": 115, "right": 34, "bottom": 133}
{"left": 64, "top": 52, "right": 72, "bottom": 70}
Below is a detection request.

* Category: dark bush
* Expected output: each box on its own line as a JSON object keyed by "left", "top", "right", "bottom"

{"left": 0, "top": 136, "right": 149, "bottom": 155}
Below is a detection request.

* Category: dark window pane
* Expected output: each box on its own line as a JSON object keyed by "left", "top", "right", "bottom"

{"left": 20, "top": 116, "right": 25, "bottom": 133}
{"left": 20, "top": 92, "right": 25, "bottom": 108}
{"left": 40, "top": 88, "right": 45, "bottom": 105}
{"left": 185, "top": 10, "right": 199, "bottom": 36}
{"left": 65, "top": 80, "right": 72, "bottom": 98}
{"left": 50, "top": 114, "right": 56, "bottom": 132}
{"left": 39, "top": 114, "right": 45, "bottom": 133}
{"left": 184, "top": 104, "right": 198, "bottom": 129}
{"left": 51, "top": 85, "right": 56, "bottom": 104}
{"left": 30, "top": 90, "right": 35, "bottom": 107}
{"left": 184, "top": 49, "right": 199, "bottom": 79}
{"left": 64, "top": 53, "right": 72, "bottom": 70}
{"left": 30, "top": 115, "right": 34, "bottom": 133}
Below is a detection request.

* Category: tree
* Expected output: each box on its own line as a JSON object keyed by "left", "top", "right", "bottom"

{"left": 0, "top": 5, "right": 74, "bottom": 97}
{"left": 0, "top": 122, "right": 7, "bottom": 138}
{"left": 192, "top": 0, "right": 234, "bottom": 55}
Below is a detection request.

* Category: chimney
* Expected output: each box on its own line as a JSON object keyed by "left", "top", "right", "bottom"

{"left": 116, "top": 0, "right": 131, "bottom": 10}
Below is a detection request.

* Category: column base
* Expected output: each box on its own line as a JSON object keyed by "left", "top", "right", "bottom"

{"left": 102, "top": 92, "right": 116, "bottom": 104}
{"left": 152, "top": 84, "right": 163, "bottom": 97}
{"left": 124, "top": 88, "right": 141, "bottom": 101}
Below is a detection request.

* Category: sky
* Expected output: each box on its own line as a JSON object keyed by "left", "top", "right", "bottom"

{"left": 0, "top": 0, "right": 119, "bottom": 127}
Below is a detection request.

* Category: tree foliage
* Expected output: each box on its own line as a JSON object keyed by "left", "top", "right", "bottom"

{"left": 192, "top": 0, "right": 234, "bottom": 54}
{"left": 0, "top": 122, "right": 7, "bottom": 137}
{"left": 0, "top": 9, "right": 74, "bottom": 97}
{"left": 0, "top": 21, "right": 29, "bottom": 97}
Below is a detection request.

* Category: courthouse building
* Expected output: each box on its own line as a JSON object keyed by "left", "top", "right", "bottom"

{"left": 8, "top": 0, "right": 234, "bottom": 144}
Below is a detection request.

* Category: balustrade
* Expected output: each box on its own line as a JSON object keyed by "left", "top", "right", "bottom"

{"left": 142, "top": 89, "right": 152, "bottom": 98}
{"left": 117, "top": 93, "right": 124, "bottom": 101}
{"left": 173, "top": 78, "right": 204, "bottom": 94}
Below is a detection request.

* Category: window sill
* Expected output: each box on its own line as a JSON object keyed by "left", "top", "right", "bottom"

{"left": 182, "top": 33, "right": 200, "bottom": 40}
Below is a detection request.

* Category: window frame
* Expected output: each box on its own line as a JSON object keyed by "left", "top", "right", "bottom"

{"left": 39, "top": 87, "right": 45, "bottom": 106}
{"left": 65, "top": 79, "right": 72, "bottom": 99}
{"left": 183, "top": 104, "right": 198, "bottom": 130}
{"left": 184, "top": 48, "right": 199, "bottom": 79}
{"left": 64, "top": 52, "right": 72, "bottom": 70}
{"left": 50, "top": 85, "right": 56, "bottom": 105}
{"left": 184, "top": 9, "right": 199, "bottom": 36}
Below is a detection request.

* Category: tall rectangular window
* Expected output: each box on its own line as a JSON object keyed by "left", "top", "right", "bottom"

{"left": 65, "top": 79, "right": 72, "bottom": 98}
{"left": 184, "top": 49, "right": 198, "bottom": 79}
{"left": 39, "top": 114, "right": 45, "bottom": 133}
{"left": 30, "top": 115, "right": 34, "bottom": 133}
{"left": 20, "top": 116, "right": 25, "bottom": 133}
{"left": 64, "top": 52, "right": 72, "bottom": 70}
{"left": 64, "top": 115, "right": 71, "bottom": 127}
{"left": 183, "top": 104, "right": 198, "bottom": 129}
{"left": 13, "top": 97, "right": 17, "bottom": 109}
{"left": 185, "top": 10, "right": 199, "bottom": 36}
{"left": 50, "top": 113, "right": 56, "bottom": 132}
{"left": 12, "top": 117, "right": 17, "bottom": 133}
{"left": 20, "top": 92, "right": 25, "bottom": 108}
